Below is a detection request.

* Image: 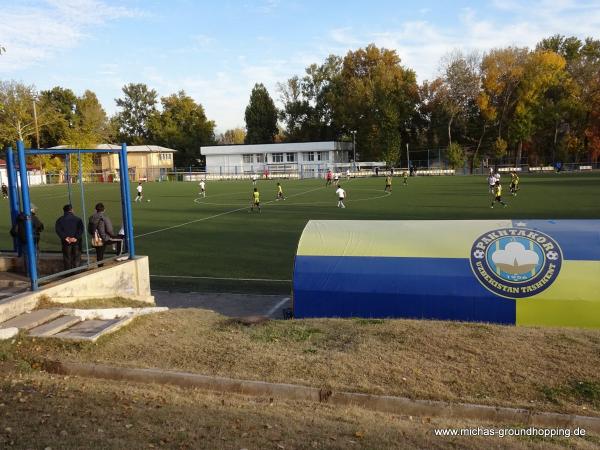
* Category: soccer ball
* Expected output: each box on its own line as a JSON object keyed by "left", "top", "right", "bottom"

{"left": 147, "top": 199, "right": 151, "bottom": 202}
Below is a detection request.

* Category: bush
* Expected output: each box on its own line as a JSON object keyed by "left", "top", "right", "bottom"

{"left": 447, "top": 142, "right": 465, "bottom": 169}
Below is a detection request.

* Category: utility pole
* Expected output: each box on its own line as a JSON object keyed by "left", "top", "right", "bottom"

{"left": 32, "top": 99, "right": 43, "bottom": 172}
{"left": 350, "top": 130, "right": 357, "bottom": 169}
{"left": 406, "top": 143, "right": 410, "bottom": 171}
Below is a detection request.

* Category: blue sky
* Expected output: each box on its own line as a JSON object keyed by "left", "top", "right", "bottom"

{"left": 1, "top": 0, "right": 600, "bottom": 132}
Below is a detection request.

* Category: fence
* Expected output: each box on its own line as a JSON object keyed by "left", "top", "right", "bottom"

{"left": 10, "top": 160, "right": 599, "bottom": 187}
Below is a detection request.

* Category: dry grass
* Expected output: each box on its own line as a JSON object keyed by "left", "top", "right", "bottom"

{"left": 6, "top": 309, "right": 600, "bottom": 417}
{"left": 1, "top": 366, "right": 599, "bottom": 449}
{"left": 36, "top": 297, "right": 152, "bottom": 310}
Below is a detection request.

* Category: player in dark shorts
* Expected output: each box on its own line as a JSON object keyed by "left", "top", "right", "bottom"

{"left": 490, "top": 181, "right": 507, "bottom": 208}
{"left": 250, "top": 187, "right": 261, "bottom": 212}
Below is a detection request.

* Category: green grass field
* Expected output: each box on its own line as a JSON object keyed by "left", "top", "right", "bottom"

{"left": 1, "top": 173, "right": 599, "bottom": 293}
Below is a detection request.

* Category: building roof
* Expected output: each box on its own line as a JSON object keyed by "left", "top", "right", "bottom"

{"left": 200, "top": 141, "right": 352, "bottom": 156}
{"left": 51, "top": 144, "right": 177, "bottom": 153}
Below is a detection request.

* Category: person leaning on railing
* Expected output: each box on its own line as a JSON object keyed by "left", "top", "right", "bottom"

{"left": 88, "top": 202, "right": 123, "bottom": 267}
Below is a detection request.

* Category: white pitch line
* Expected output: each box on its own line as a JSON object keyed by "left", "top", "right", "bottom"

{"left": 150, "top": 274, "right": 291, "bottom": 282}
{"left": 136, "top": 184, "right": 325, "bottom": 239}
{"left": 266, "top": 297, "right": 291, "bottom": 317}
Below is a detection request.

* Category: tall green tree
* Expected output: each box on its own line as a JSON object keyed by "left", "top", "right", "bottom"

{"left": 278, "top": 55, "right": 342, "bottom": 142}
{"left": 330, "top": 44, "right": 419, "bottom": 162}
{"left": 149, "top": 91, "right": 216, "bottom": 166}
{"left": 114, "top": 83, "right": 158, "bottom": 144}
{"left": 244, "top": 83, "right": 278, "bottom": 144}
{"left": 38, "top": 86, "right": 77, "bottom": 148}
{"left": 65, "top": 90, "right": 110, "bottom": 147}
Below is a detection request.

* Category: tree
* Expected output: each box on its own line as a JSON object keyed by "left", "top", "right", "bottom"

{"left": 330, "top": 45, "right": 419, "bottom": 162}
{"left": 114, "top": 83, "right": 158, "bottom": 144}
{"left": 149, "top": 91, "right": 216, "bottom": 166}
{"left": 509, "top": 50, "right": 567, "bottom": 165}
{"left": 218, "top": 127, "right": 246, "bottom": 144}
{"left": 0, "top": 81, "right": 55, "bottom": 146}
{"left": 244, "top": 83, "right": 278, "bottom": 144}
{"left": 441, "top": 51, "right": 481, "bottom": 146}
{"left": 447, "top": 142, "right": 465, "bottom": 169}
{"left": 38, "top": 86, "right": 77, "bottom": 148}
{"left": 65, "top": 90, "right": 110, "bottom": 147}
{"left": 278, "top": 55, "right": 342, "bottom": 142}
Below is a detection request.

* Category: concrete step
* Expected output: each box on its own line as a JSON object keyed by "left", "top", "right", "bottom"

{"left": 28, "top": 315, "right": 81, "bottom": 337}
{"left": 0, "top": 309, "right": 63, "bottom": 330}
{"left": 0, "top": 272, "right": 29, "bottom": 289}
{"left": 0, "top": 286, "right": 28, "bottom": 299}
{"left": 53, "top": 316, "right": 134, "bottom": 342}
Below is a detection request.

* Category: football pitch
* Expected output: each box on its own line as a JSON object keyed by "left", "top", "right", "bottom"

{"left": 2, "top": 173, "right": 599, "bottom": 293}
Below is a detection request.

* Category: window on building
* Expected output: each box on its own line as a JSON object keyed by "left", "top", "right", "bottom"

{"left": 286, "top": 152, "right": 295, "bottom": 162}
{"left": 243, "top": 154, "right": 253, "bottom": 163}
{"left": 256, "top": 153, "right": 265, "bottom": 163}
{"left": 272, "top": 153, "right": 283, "bottom": 163}
{"left": 304, "top": 152, "right": 315, "bottom": 161}
{"left": 317, "top": 151, "right": 329, "bottom": 161}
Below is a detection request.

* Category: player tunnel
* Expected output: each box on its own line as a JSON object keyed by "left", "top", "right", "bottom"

{"left": 292, "top": 219, "right": 600, "bottom": 328}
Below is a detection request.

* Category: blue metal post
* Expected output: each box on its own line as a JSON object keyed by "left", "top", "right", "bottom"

{"left": 77, "top": 151, "right": 91, "bottom": 265}
{"left": 118, "top": 149, "right": 128, "bottom": 253}
{"left": 120, "top": 144, "right": 135, "bottom": 258}
{"left": 16, "top": 140, "right": 38, "bottom": 290}
{"left": 65, "top": 154, "right": 72, "bottom": 205}
{"left": 6, "top": 148, "right": 21, "bottom": 252}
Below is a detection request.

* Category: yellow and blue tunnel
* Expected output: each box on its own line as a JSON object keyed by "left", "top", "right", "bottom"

{"left": 292, "top": 220, "right": 600, "bottom": 328}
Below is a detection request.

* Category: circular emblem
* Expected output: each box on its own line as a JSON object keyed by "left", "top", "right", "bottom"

{"left": 469, "top": 227, "right": 562, "bottom": 299}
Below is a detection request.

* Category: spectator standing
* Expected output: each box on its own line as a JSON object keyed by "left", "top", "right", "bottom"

{"left": 10, "top": 204, "right": 44, "bottom": 274}
{"left": 55, "top": 204, "right": 84, "bottom": 270}
{"left": 88, "top": 202, "right": 122, "bottom": 266}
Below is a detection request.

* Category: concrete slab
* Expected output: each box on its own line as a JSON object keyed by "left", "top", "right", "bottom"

{"left": 53, "top": 316, "right": 134, "bottom": 342}
{"left": 0, "top": 309, "right": 63, "bottom": 331}
{"left": 0, "top": 327, "right": 18, "bottom": 340}
{"left": 153, "top": 291, "right": 291, "bottom": 318}
{"left": 29, "top": 315, "right": 81, "bottom": 337}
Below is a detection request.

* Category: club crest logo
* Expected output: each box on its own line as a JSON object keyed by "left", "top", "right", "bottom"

{"left": 469, "top": 227, "right": 562, "bottom": 298}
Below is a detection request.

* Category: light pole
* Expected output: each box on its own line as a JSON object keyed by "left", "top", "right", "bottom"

{"left": 350, "top": 130, "right": 357, "bottom": 169}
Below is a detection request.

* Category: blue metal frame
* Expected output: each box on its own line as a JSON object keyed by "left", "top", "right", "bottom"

{"left": 16, "top": 140, "right": 38, "bottom": 290}
{"left": 6, "top": 148, "right": 21, "bottom": 252}
{"left": 5, "top": 140, "right": 136, "bottom": 291}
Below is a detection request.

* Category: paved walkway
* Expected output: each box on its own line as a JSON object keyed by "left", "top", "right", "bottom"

{"left": 153, "top": 291, "right": 291, "bottom": 318}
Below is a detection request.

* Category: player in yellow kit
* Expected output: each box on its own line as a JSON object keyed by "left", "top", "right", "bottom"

{"left": 250, "top": 187, "right": 261, "bottom": 213}
{"left": 510, "top": 172, "right": 520, "bottom": 196}
{"left": 490, "top": 181, "right": 507, "bottom": 208}
{"left": 384, "top": 175, "right": 392, "bottom": 192}
{"left": 276, "top": 182, "right": 286, "bottom": 201}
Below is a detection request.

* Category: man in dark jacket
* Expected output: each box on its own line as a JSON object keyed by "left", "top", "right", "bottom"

{"left": 10, "top": 204, "right": 44, "bottom": 274}
{"left": 55, "top": 204, "right": 84, "bottom": 270}
{"left": 88, "top": 202, "right": 121, "bottom": 266}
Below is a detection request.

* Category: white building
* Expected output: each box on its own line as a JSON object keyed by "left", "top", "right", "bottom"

{"left": 200, "top": 141, "right": 353, "bottom": 177}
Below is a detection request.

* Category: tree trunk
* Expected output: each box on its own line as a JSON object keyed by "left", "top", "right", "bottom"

{"left": 448, "top": 114, "right": 455, "bottom": 147}
{"left": 553, "top": 120, "right": 559, "bottom": 164}
{"left": 516, "top": 140, "right": 523, "bottom": 167}
{"left": 471, "top": 124, "right": 487, "bottom": 174}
